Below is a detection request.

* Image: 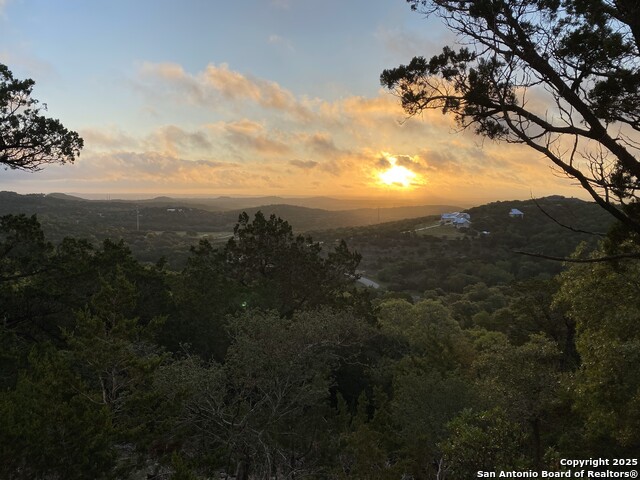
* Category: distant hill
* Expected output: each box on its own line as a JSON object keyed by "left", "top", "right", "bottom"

{"left": 311, "top": 195, "right": 615, "bottom": 293}
{"left": 46, "top": 192, "right": 87, "bottom": 202}
{"left": 132, "top": 195, "right": 457, "bottom": 213}
{"left": 226, "top": 204, "right": 462, "bottom": 231}
{"left": 0, "top": 191, "right": 461, "bottom": 234}
{"left": 465, "top": 196, "right": 611, "bottom": 255}
{"left": 0, "top": 192, "right": 616, "bottom": 279}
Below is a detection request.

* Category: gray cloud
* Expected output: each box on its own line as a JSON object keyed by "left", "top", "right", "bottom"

{"left": 376, "top": 156, "right": 391, "bottom": 168}
{"left": 289, "top": 159, "right": 318, "bottom": 169}
{"left": 303, "top": 132, "right": 344, "bottom": 157}
{"left": 395, "top": 154, "right": 429, "bottom": 173}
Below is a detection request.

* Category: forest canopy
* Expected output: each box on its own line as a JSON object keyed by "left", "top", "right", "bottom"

{"left": 1, "top": 205, "right": 638, "bottom": 478}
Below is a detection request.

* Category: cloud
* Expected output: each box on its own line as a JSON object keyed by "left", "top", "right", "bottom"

{"left": 418, "top": 149, "right": 460, "bottom": 171}
{"left": 80, "top": 127, "right": 140, "bottom": 151}
{"left": 300, "top": 132, "right": 345, "bottom": 157}
{"left": 210, "top": 120, "right": 291, "bottom": 156}
{"left": 59, "top": 61, "right": 594, "bottom": 201}
{"left": 84, "top": 121, "right": 291, "bottom": 161}
{"left": 150, "top": 125, "right": 213, "bottom": 157}
{"left": 376, "top": 156, "right": 392, "bottom": 169}
{"left": 0, "top": 49, "right": 55, "bottom": 79}
{"left": 321, "top": 94, "right": 402, "bottom": 120}
{"left": 139, "top": 62, "right": 186, "bottom": 81}
{"left": 137, "top": 62, "right": 311, "bottom": 119}
{"left": 8, "top": 151, "right": 280, "bottom": 193}
{"left": 81, "top": 125, "right": 213, "bottom": 159}
{"left": 202, "top": 63, "right": 310, "bottom": 117}
{"left": 268, "top": 34, "right": 295, "bottom": 52}
{"left": 289, "top": 159, "right": 318, "bottom": 169}
{"left": 394, "top": 154, "right": 429, "bottom": 173}
{"left": 375, "top": 26, "right": 446, "bottom": 59}
{"left": 270, "top": 0, "right": 291, "bottom": 9}
{"left": 86, "top": 153, "right": 234, "bottom": 182}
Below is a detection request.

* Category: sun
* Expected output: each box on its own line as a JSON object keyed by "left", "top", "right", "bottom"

{"left": 378, "top": 157, "right": 418, "bottom": 188}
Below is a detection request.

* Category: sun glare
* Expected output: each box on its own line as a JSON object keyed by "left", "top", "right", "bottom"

{"left": 378, "top": 157, "right": 418, "bottom": 188}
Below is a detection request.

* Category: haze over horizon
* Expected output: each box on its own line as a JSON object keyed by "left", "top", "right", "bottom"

{"left": 0, "top": 0, "right": 590, "bottom": 203}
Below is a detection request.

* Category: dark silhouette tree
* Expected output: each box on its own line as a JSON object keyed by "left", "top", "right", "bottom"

{"left": 381, "top": 0, "right": 640, "bottom": 236}
{"left": 0, "top": 63, "right": 83, "bottom": 171}
{"left": 224, "top": 211, "right": 362, "bottom": 316}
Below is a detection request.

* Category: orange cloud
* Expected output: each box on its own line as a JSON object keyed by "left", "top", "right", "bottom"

{"left": 138, "top": 62, "right": 311, "bottom": 119}
{"left": 289, "top": 159, "right": 318, "bottom": 169}
{"left": 34, "top": 62, "right": 593, "bottom": 202}
{"left": 209, "top": 120, "right": 291, "bottom": 156}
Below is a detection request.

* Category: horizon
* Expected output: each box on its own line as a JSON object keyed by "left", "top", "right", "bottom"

{"left": 0, "top": 1, "right": 592, "bottom": 202}
{"left": 3, "top": 189, "right": 588, "bottom": 213}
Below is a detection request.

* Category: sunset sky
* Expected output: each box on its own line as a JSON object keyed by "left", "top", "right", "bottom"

{"left": 0, "top": 0, "right": 588, "bottom": 205}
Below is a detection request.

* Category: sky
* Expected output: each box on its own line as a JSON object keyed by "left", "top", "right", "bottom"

{"left": 0, "top": 0, "right": 589, "bottom": 205}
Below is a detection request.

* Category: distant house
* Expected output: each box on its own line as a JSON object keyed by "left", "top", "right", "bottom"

{"left": 440, "top": 212, "right": 459, "bottom": 224}
{"left": 441, "top": 212, "right": 471, "bottom": 225}
{"left": 509, "top": 208, "right": 524, "bottom": 218}
{"left": 453, "top": 217, "right": 471, "bottom": 229}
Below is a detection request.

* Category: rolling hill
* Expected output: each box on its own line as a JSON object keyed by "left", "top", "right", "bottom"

{"left": 0, "top": 191, "right": 460, "bottom": 234}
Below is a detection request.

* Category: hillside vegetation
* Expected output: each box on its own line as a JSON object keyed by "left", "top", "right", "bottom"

{"left": 1, "top": 195, "right": 636, "bottom": 479}
{"left": 0, "top": 191, "right": 460, "bottom": 268}
{"left": 314, "top": 196, "right": 613, "bottom": 293}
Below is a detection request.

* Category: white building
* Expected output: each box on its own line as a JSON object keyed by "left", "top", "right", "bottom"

{"left": 453, "top": 217, "right": 472, "bottom": 229}
{"left": 441, "top": 212, "right": 471, "bottom": 224}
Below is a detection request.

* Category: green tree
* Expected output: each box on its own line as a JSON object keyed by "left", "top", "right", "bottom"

{"left": 390, "top": 369, "right": 473, "bottom": 478}
{"left": 0, "top": 214, "right": 78, "bottom": 342}
{"left": 440, "top": 408, "right": 529, "bottom": 479}
{"left": 1, "top": 63, "right": 83, "bottom": 170}
{"left": 473, "top": 334, "right": 564, "bottom": 469}
{"left": 1, "top": 217, "right": 175, "bottom": 475}
{"left": 1, "top": 216, "right": 173, "bottom": 346}
{"left": 374, "top": 299, "right": 476, "bottom": 476}
{"left": 160, "top": 239, "right": 237, "bottom": 361}
{"left": 0, "top": 214, "right": 51, "bottom": 281}
{"left": 64, "top": 271, "right": 168, "bottom": 461}
{"left": 336, "top": 391, "right": 404, "bottom": 480}
{"left": 381, "top": 0, "right": 640, "bottom": 234}
{"left": 377, "top": 299, "right": 473, "bottom": 371}
{"left": 555, "top": 254, "right": 640, "bottom": 452}
{"left": 163, "top": 308, "right": 371, "bottom": 479}
{"left": 224, "top": 211, "right": 362, "bottom": 316}
{"left": 0, "top": 344, "right": 115, "bottom": 479}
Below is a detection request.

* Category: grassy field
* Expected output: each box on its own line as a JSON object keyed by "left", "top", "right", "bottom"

{"left": 413, "top": 223, "right": 467, "bottom": 239}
